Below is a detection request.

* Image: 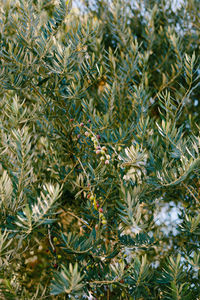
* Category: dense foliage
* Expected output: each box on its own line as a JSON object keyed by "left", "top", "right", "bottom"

{"left": 0, "top": 0, "right": 200, "bottom": 299}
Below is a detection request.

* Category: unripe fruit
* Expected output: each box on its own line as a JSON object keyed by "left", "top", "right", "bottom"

{"left": 102, "top": 219, "right": 107, "bottom": 225}
{"left": 91, "top": 137, "right": 95, "bottom": 141}
{"left": 90, "top": 195, "right": 95, "bottom": 201}
{"left": 101, "top": 150, "right": 105, "bottom": 155}
{"left": 96, "top": 150, "right": 101, "bottom": 154}
{"left": 53, "top": 237, "right": 58, "bottom": 243}
{"left": 94, "top": 200, "right": 97, "bottom": 210}
{"left": 57, "top": 255, "right": 62, "bottom": 259}
{"left": 100, "top": 156, "right": 105, "bottom": 161}
{"left": 99, "top": 213, "right": 103, "bottom": 218}
{"left": 85, "top": 131, "right": 90, "bottom": 136}
{"left": 38, "top": 245, "right": 43, "bottom": 251}
{"left": 102, "top": 146, "right": 107, "bottom": 151}
{"left": 118, "top": 146, "right": 122, "bottom": 151}
{"left": 106, "top": 155, "right": 111, "bottom": 160}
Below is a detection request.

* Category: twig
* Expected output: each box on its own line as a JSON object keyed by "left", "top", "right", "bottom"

{"left": 77, "top": 157, "right": 90, "bottom": 185}
{"left": 30, "top": 83, "right": 47, "bottom": 104}
{"left": 48, "top": 224, "right": 55, "bottom": 251}
{"left": 61, "top": 210, "right": 92, "bottom": 230}
{"left": 62, "top": 163, "right": 78, "bottom": 183}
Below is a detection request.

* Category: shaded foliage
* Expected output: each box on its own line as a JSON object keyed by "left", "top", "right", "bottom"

{"left": 0, "top": 0, "right": 200, "bottom": 299}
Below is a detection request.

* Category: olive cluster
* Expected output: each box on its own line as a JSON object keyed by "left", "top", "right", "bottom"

{"left": 87, "top": 193, "right": 107, "bottom": 225}
{"left": 84, "top": 130, "right": 111, "bottom": 165}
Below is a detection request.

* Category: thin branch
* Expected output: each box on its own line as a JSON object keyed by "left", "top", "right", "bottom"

{"left": 30, "top": 83, "right": 47, "bottom": 104}
{"left": 89, "top": 279, "right": 123, "bottom": 285}
{"left": 62, "top": 163, "right": 78, "bottom": 184}
{"left": 77, "top": 157, "right": 90, "bottom": 185}
{"left": 48, "top": 224, "right": 55, "bottom": 251}
{"left": 61, "top": 210, "right": 92, "bottom": 230}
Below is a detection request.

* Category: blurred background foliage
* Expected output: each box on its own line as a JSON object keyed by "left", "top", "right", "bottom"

{"left": 0, "top": 0, "right": 200, "bottom": 299}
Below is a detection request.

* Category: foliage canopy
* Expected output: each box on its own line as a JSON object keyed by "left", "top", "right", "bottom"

{"left": 0, "top": 0, "right": 200, "bottom": 299}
